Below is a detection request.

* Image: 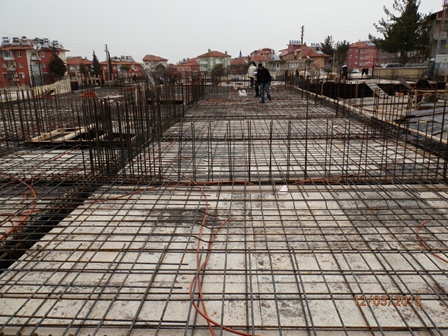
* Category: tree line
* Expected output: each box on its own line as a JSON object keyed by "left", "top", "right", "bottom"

{"left": 53, "top": 0, "right": 431, "bottom": 81}
{"left": 321, "top": 0, "right": 431, "bottom": 67}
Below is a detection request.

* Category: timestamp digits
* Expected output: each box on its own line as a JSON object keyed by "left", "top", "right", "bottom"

{"left": 355, "top": 295, "right": 421, "bottom": 307}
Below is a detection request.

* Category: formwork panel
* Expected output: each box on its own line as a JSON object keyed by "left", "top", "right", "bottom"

{"left": 0, "top": 86, "right": 447, "bottom": 335}
{"left": 0, "top": 149, "right": 92, "bottom": 179}
{"left": 1, "top": 181, "right": 447, "bottom": 335}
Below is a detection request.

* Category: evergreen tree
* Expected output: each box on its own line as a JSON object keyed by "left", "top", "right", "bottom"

{"left": 321, "top": 36, "right": 335, "bottom": 57}
{"left": 120, "top": 65, "right": 131, "bottom": 73}
{"left": 155, "top": 64, "right": 166, "bottom": 72}
{"left": 211, "top": 64, "right": 224, "bottom": 77}
{"left": 79, "top": 63, "right": 89, "bottom": 78}
{"left": 369, "top": 0, "right": 427, "bottom": 64}
{"left": 417, "top": 14, "right": 431, "bottom": 61}
{"left": 335, "top": 40, "right": 350, "bottom": 66}
{"left": 49, "top": 48, "right": 67, "bottom": 81}
{"left": 91, "top": 51, "right": 102, "bottom": 76}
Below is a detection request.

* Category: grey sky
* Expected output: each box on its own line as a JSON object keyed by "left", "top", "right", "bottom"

{"left": 0, "top": 0, "right": 443, "bottom": 63}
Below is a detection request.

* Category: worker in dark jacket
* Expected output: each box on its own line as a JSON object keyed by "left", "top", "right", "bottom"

{"left": 256, "top": 63, "right": 271, "bottom": 103}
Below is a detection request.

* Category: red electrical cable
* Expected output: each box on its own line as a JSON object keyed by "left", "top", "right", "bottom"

{"left": 0, "top": 172, "right": 38, "bottom": 241}
{"left": 416, "top": 220, "right": 448, "bottom": 264}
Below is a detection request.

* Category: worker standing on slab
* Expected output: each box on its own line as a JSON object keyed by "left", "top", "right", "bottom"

{"left": 247, "top": 61, "right": 256, "bottom": 89}
{"left": 257, "top": 63, "right": 271, "bottom": 103}
{"left": 342, "top": 65, "right": 348, "bottom": 80}
{"left": 248, "top": 61, "right": 259, "bottom": 97}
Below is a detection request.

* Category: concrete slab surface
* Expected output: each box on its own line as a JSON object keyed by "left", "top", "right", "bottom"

{"left": 0, "top": 86, "right": 447, "bottom": 336}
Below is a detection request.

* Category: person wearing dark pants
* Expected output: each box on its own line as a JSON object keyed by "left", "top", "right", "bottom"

{"left": 247, "top": 61, "right": 256, "bottom": 89}
{"left": 250, "top": 62, "right": 259, "bottom": 97}
{"left": 256, "top": 63, "right": 271, "bottom": 103}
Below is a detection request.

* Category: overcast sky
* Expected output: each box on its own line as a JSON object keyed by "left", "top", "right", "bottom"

{"left": 0, "top": 0, "right": 443, "bottom": 63}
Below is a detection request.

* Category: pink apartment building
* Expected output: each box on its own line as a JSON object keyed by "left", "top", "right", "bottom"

{"left": 346, "top": 41, "right": 379, "bottom": 71}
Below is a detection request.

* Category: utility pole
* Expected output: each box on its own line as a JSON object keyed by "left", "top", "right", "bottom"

{"left": 105, "top": 44, "right": 112, "bottom": 81}
{"left": 332, "top": 51, "right": 336, "bottom": 76}
{"left": 300, "top": 26, "right": 304, "bottom": 60}
{"left": 299, "top": 25, "right": 304, "bottom": 74}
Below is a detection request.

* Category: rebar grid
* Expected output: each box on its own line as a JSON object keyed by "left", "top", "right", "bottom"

{"left": 0, "top": 83, "right": 447, "bottom": 335}
{"left": 0, "top": 183, "right": 447, "bottom": 335}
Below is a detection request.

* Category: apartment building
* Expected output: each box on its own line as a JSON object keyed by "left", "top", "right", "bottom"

{"left": 346, "top": 41, "right": 379, "bottom": 71}
{"left": 99, "top": 55, "right": 143, "bottom": 80}
{"left": 0, "top": 36, "right": 67, "bottom": 88}
{"left": 197, "top": 49, "right": 231, "bottom": 73}
{"left": 279, "top": 41, "right": 330, "bottom": 73}
{"left": 66, "top": 56, "right": 93, "bottom": 78}
{"left": 142, "top": 54, "right": 168, "bottom": 73}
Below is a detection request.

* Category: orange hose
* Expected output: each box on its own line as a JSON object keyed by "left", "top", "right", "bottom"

{"left": 416, "top": 220, "right": 448, "bottom": 264}
{"left": 0, "top": 172, "right": 38, "bottom": 241}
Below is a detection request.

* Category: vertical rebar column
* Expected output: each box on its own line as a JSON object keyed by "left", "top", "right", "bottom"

{"left": 359, "top": 83, "right": 365, "bottom": 113}
{"left": 324, "top": 120, "right": 331, "bottom": 179}
{"left": 15, "top": 90, "right": 26, "bottom": 143}
{"left": 440, "top": 101, "right": 448, "bottom": 179}
{"left": 0, "top": 91, "right": 12, "bottom": 147}
{"left": 359, "top": 123, "right": 369, "bottom": 181}
{"left": 114, "top": 99, "right": 127, "bottom": 178}
{"left": 142, "top": 85, "right": 153, "bottom": 180}
{"left": 22, "top": 90, "right": 35, "bottom": 140}
{"left": 227, "top": 122, "right": 233, "bottom": 181}
{"left": 329, "top": 120, "right": 335, "bottom": 181}
{"left": 286, "top": 121, "right": 291, "bottom": 181}
{"left": 192, "top": 122, "right": 196, "bottom": 182}
{"left": 379, "top": 120, "right": 390, "bottom": 181}
{"left": 156, "top": 87, "right": 163, "bottom": 182}
{"left": 269, "top": 120, "right": 273, "bottom": 181}
{"left": 207, "top": 121, "right": 211, "bottom": 182}
{"left": 373, "top": 89, "right": 379, "bottom": 118}
{"left": 342, "top": 120, "right": 350, "bottom": 181}
{"left": 304, "top": 93, "right": 309, "bottom": 180}
{"left": 178, "top": 123, "right": 183, "bottom": 181}
{"left": 335, "top": 79, "right": 340, "bottom": 116}
{"left": 248, "top": 120, "right": 252, "bottom": 182}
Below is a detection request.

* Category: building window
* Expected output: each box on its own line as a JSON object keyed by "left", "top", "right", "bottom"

{"left": 19, "top": 72, "right": 25, "bottom": 79}
{"left": 16, "top": 51, "right": 22, "bottom": 57}
{"left": 42, "top": 63, "right": 46, "bottom": 68}
{"left": 41, "top": 52, "right": 45, "bottom": 58}
{"left": 18, "top": 62, "right": 23, "bottom": 68}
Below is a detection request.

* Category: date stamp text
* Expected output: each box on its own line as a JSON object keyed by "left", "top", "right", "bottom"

{"left": 355, "top": 295, "right": 421, "bottom": 307}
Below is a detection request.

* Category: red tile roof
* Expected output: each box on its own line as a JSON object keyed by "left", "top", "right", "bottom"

{"left": 350, "top": 41, "right": 375, "bottom": 48}
{"left": 197, "top": 50, "right": 230, "bottom": 58}
{"left": 66, "top": 57, "right": 93, "bottom": 65}
{"left": 300, "top": 46, "right": 330, "bottom": 58}
{"left": 231, "top": 58, "right": 246, "bottom": 65}
{"left": 142, "top": 54, "right": 168, "bottom": 62}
